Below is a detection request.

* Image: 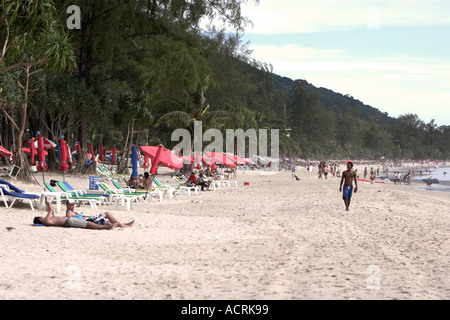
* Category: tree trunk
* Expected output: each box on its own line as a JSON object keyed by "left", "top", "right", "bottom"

{"left": 16, "top": 66, "right": 35, "bottom": 182}
{"left": 117, "top": 121, "right": 133, "bottom": 174}
{"left": 72, "top": 118, "right": 96, "bottom": 175}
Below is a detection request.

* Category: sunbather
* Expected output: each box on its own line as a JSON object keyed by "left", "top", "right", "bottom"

{"left": 33, "top": 199, "right": 134, "bottom": 230}
{"left": 140, "top": 172, "right": 152, "bottom": 190}
{"left": 65, "top": 201, "right": 135, "bottom": 228}
{"left": 196, "top": 170, "right": 210, "bottom": 191}
{"left": 187, "top": 171, "right": 197, "bottom": 187}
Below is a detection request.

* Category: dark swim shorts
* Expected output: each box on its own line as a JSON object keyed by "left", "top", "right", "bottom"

{"left": 342, "top": 185, "right": 353, "bottom": 200}
{"left": 64, "top": 217, "right": 88, "bottom": 228}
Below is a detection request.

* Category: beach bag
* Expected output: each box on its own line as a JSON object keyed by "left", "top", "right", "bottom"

{"left": 85, "top": 159, "right": 93, "bottom": 167}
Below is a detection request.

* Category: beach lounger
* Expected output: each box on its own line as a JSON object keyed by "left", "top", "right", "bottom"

{"left": 218, "top": 176, "right": 238, "bottom": 188}
{"left": 144, "top": 178, "right": 177, "bottom": 198}
{"left": 0, "top": 179, "right": 40, "bottom": 210}
{"left": 171, "top": 175, "right": 199, "bottom": 196}
{"left": 63, "top": 181, "right": 94, "bottom": 196}
{"left": 56, "top": 181, "right": 109, "bottom": 204}
{"left": 44, "top": 182, "right": 103, "bottom": 209}
{"left": 96, "top": 182, "right": 153, "bottom": 210}
{"left": 110, "top": 180, "right": 165, "bottom": 202}
{"left": 96, "top": 182, "right": 150, "bottom": 202}
{"left": 97, "top": 165, "right": 128, "bottom": 179}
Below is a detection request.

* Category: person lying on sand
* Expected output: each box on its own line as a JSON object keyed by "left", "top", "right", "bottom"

{"left": 33, "top": 199, "right": 134, "bottom": 230}
{"left": 65, "top": 201, "right": 135, "bottom": 228}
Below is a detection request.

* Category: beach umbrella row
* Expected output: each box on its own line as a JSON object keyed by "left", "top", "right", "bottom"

{"left": 178, "top": 151, "right": 255, "bottom": 168}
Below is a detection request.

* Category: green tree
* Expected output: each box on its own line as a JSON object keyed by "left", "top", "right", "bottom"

{"left": 0, "top": 0, "right": 76, "bottom": 181}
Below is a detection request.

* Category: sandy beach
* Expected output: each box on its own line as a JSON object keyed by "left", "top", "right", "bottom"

{"left": 0, "top": 164, "right": 448, "bottom": 300}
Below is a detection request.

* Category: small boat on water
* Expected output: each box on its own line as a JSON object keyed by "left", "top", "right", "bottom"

{"left": 422, "top": 178, "right": 439, "bottom": 186}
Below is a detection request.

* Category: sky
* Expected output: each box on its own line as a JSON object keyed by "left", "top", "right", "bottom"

{"left": 239, "top": 0, "right": 450, "bottom": 126}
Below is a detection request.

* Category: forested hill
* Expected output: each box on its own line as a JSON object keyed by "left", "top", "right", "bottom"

{"left": 272, "top": 74, "right": 392, "bottom": 124}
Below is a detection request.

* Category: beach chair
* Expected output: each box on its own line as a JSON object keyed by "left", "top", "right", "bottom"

{"left": 210, "top": 175, "right": 237, "bottom": 188}
{"left": 0, "top": 179, "right": 40, "bottom": 210}
{"left": 44, "top": 182, "right": 103, "bottom": 209}
{"left": 110, "top": 180, "right": 165, "bottom": 202}
{"left": 149, "top": 178, "right": 178, "bottom": 198}
{"left": 101, "top": 165, "right": 125, "bottom": 176}
{"left": 171, "top": 175, "right": 199, "bottom": 196}
{"left": 96, "top": 165, "right": 111, "bottom": 177}
{"left": 111, "top": 180, "right": 133, "bottom": 193}
{"left": 222, "top": 173, "right": 238, "bottom": 188}
{"left": 63, "top": 181, "right": 90, "bottom": 196}
{"left": 153, "top": 177, "right": 177, "bottom": 198}
{"left": 97, "top": 165, "right": 128, "bottom": 179}
{"left": 56, "top": 181, "right": 109, "bottom": 204}
{"left": 96, "top": 182, "right": 149, "bottom": 202}
{"left": 96, "top": 181, "right": 153, "bottom": 210}
{"left": 0, "top": 165, "right": 21, "bottom": 180}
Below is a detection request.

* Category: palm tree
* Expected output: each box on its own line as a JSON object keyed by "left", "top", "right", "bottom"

{"left": 155, "top": 83, "right": 232, "bottom": 152}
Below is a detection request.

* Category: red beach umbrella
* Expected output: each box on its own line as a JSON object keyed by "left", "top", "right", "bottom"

{"left": 181, "top": 155, "right": 194, "bottom": 163}
{"left": 36, "top": 132, "right": 47, "bottom": 189}
{"left": 143, "top": 153, "right": 150, "bottom": 169}
{"left": 205, "top": 151, "right": 236, "bottom": 167}
{"left": 66, "top": 142, "right": 72, "bottom": 165}
{"left": 230, "top": 154, "right": 246, "bottom": 165}
{"left": 140, "top": 145, "right": 183, "bottom": 199}
{"left": 140, "top": 145, "right": 183, "bottom": 174}
{"left": 26, "top": 137, "right": 57, "bottom": 150}
{"left": 36, "top": 132, "right": 47, "bottom": 171}
{"left": 30, "top": 138, "right": 37, "bottom": 165}
{"left": 0, "top": 145, "right": 12, "bottom": 158}
{"left": 73, "top": 142, "right": 81, "bottom": 153}
{"left": 59, "top": 137, "right": 70, "bottom": 173}
{"left": 22, "top": 148, "right": 48, "bottom": 156}
{"left": 99, "top": 142, "right": 104, "bottom": 161}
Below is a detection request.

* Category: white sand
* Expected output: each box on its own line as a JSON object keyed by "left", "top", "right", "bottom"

{"left": 0, "top": 165, "right": 449, "bottom": 300}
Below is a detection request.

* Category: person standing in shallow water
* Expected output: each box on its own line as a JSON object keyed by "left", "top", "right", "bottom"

{"left": 339, "top": 162, "right": 358, "bottom": 211}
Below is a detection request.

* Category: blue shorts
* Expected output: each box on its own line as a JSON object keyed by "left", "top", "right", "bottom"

{"left": 342, "top": 185, "right": 353, "bottom": 200}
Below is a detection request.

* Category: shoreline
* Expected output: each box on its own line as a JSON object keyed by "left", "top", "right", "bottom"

{"left": 1, "top": 165, "right": 449, "bottom": 300}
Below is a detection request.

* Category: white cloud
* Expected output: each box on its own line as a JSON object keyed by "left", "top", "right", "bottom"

{"left": 242, "top": 0, "right": 450, "bottom": 34}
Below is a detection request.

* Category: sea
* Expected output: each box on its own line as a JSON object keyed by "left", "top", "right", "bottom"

{"left": 382, "top": 165, "right": 450, "bottom": 193}
{"left": 410, "top": 166, "right": 450, "bottom": 193}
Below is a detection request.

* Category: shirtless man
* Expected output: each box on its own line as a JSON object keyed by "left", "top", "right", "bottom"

{"left": 33, "top": 199, "right": 133, "bottom": 229}
{"left": 339, "top": 162, "right": 358, "bottom": 211}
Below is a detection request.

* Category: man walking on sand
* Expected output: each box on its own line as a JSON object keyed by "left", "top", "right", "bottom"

{"left": 339, "top": 162, "right": 358, "bottom": 211}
